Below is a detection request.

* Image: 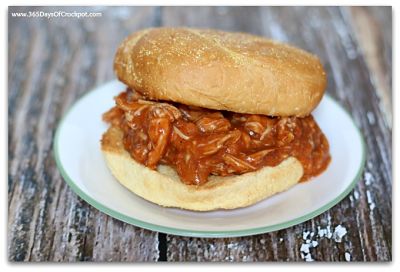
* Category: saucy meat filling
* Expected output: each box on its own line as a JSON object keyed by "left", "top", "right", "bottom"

{"left": 103, "top": 89, "right": 331, "bottom": 185}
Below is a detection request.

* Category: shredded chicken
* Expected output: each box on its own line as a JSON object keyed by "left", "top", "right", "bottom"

{"left": 103, "top": 89, "right": 331, "bottom": 185}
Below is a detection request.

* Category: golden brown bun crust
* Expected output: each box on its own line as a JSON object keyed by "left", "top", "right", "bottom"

{"left": 101, "top": 126, "right": 304, "bottom": 211}
{"left": 114, "top": 27, "right": 327, "bottom": 117}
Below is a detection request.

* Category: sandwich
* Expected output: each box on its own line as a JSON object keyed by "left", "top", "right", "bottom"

{"left": 101, "top": 27, "right": 331, "bottom": 211}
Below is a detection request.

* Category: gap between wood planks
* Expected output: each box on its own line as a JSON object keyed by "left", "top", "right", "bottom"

{"left": 158, "top": 233, "right": 168, "bottom": 261}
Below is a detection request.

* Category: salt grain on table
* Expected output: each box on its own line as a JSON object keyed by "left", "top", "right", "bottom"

{"left": 333, "top": 225, "right": 348, "bottom": 242}
{"left": 364, "top": 172, "right": 374, "bottom": 186}
{"left": 345, "top": 252, "right": 352, "bottom": 262}
{"left": 301, "top": 225, "right": 348, "bottom": 261}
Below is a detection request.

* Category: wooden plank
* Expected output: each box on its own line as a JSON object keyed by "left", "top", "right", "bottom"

{"left": 162, "top": 6, "right": 264, "bottom": 35}
{"left": 347, "top": 6, "right": 392, "bottom": 127}
{"left": 8, "top": 6, "right": 161, "bottom": 262}
{"left": 162, "top": 6, "right": 391, "bottom": 262}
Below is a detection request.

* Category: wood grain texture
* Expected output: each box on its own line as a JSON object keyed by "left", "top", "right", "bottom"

{"left": 347, "top": 7, "right": 392, "bottom": 128}
{"left": 162, "top": 6, "right": 392, "bottom": 262}
{"left": 8, "top": 6, "right": 391, "bottom": 262}
{"left": 8, "top": 6, "right": 161, "bottom": 262}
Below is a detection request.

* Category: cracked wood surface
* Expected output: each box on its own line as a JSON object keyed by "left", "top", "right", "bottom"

{"left": 8, "top": 6, "right": 391, "bottom": 262}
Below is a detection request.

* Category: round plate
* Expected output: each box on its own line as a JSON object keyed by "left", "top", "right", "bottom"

{"left": 54, "top": 80, "right": 365, "bottom": 238}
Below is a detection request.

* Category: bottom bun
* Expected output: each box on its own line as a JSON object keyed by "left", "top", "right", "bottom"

{"left": 101, "top": 126, "right": 304, "bottom": 211}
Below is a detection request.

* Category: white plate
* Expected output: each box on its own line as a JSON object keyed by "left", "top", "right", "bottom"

{"left": 54, "top": 80, "right": 365, "bottom": 237}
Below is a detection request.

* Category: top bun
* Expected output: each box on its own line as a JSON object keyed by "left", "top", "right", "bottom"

{"left": 114, "top": 27, "right": 327, "bottom": 117}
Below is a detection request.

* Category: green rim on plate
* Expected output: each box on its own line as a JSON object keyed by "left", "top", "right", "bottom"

{"left": 53, "top": 85, "right": 366, "bottom": 238}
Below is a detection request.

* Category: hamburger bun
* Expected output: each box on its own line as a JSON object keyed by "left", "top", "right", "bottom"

{"left": 114, "top": 27, "right": 326, "bottom": 117}
{"left": 101, "top": 126, "right": 304, "bottom": 211}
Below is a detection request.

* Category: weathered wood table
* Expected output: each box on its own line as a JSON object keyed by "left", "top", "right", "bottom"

{"left": 8, "top": 6, "right": 392, "bottom": 261}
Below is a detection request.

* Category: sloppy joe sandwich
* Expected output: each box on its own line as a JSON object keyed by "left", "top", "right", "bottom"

{"left": 101, "top": 27, "right": 331, "bottom": 211}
